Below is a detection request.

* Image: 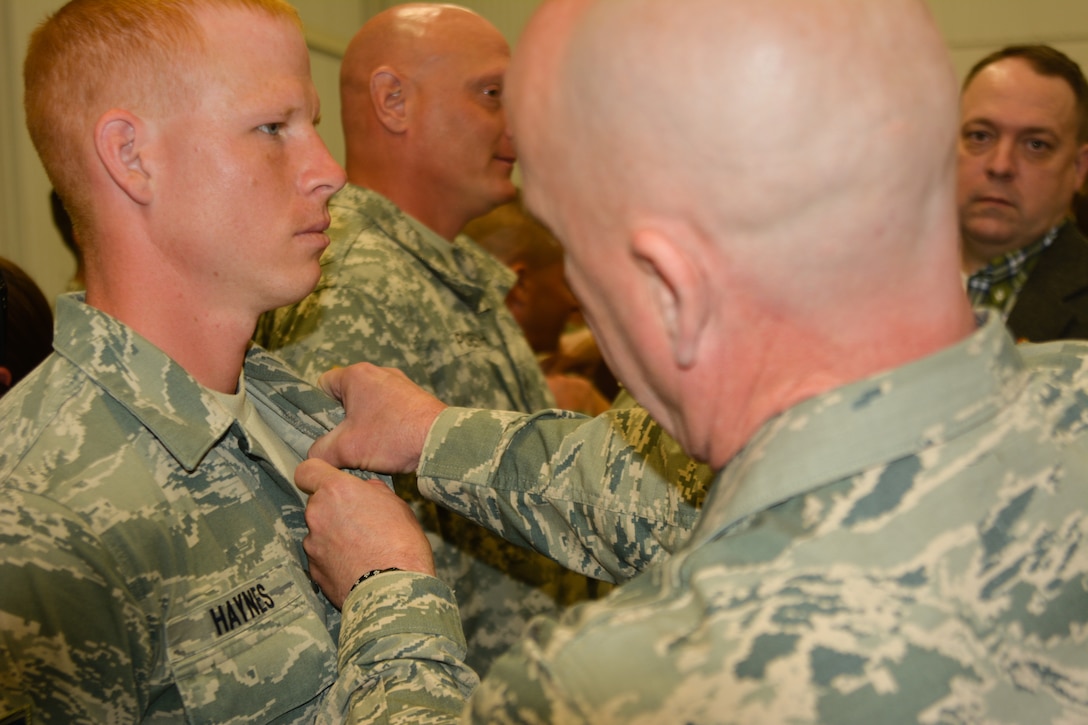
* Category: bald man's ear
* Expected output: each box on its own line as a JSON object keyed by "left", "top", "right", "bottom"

{"left": 631, "top": 224, "right": 710, "bottom": 369}
{"left": 94, "top": 109, "right": 153, "bottom": 205}
{"left": 371, "top": 69, "right": 409, "bottom": 133}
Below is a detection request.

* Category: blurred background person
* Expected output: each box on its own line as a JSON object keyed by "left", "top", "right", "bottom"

{"left": 465, "top": 196, "right": 614, "bottom": 414}
{"left": 0, "top": 256, "right": 54, "bottom": 397}
{"left": 958, "top": 44, "right": 1088, "bottom": 341}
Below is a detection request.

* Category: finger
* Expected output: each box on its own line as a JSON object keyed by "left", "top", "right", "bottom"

{"left": 308, "top": 421, "right": 366, "bottom": 469}
{"left": 316, "top": 366, "right": 346, "bottom": 401}
{"left": 295, "top": 458, "right": 339, "bottom": 495}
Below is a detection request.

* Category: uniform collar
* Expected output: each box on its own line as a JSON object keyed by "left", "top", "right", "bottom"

{"left": 688, "top": 313, "right": 1025, "bottom": 550}
{"left": 331, "top": 185, "right": 515, "bottom": 311}
{"left": 53, "top": 294, "right": 234, "bottom": 472}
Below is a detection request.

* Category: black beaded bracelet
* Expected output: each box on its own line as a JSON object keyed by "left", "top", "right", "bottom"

{"left": 348, "top": 567, "right": 401, "bottom": 596}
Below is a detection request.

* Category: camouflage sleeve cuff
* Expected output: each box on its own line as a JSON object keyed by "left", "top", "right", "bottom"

{"left": 339, "top": 570, "right": 468, "bottom": 660}
{"left": 327, "top": 571, "right": 477, "bottom": 723}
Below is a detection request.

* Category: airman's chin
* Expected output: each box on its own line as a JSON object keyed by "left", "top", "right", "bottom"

{"left": 272, "top": 269, "right": 322, "bottom": 311}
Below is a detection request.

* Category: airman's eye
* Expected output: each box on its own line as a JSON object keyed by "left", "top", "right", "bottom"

{"left": 258, "top": 122, "right": 284, "bottom": 136}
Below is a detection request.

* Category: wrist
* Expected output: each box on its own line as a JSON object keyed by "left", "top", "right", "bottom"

{"left": 347, "top": 567, "right": 402, "bottom": 597}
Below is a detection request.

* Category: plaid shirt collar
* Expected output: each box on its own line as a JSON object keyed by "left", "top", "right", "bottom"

{"left": 966, "top": 222, "right": 1063, "bottom": 314}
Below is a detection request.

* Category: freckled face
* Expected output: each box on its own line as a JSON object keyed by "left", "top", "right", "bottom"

{"left": 150, "top": 7, "right": 345, "bottom": 317}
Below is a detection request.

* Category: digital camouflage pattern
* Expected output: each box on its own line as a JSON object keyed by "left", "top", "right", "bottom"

{"left": 0, "top": 295, "right": 385, "bottom": 724}
{"left": 419, "top": 403, "right": 713, "bottom": 583}
{"left": 255, "top": 184, "right": 554, "bottom": 412}
{"left": 319, "top": 571, "right": 477, "bottom": 725}
{"left": 256, "top": 184, "right": 599, "bottom": 674}
{"left": 326, "top": 315, "right": 1088, "bottom": 723}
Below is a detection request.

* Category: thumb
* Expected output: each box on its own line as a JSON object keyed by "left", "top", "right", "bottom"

{"left": 316, "top": 366, "right": 346, "bottom": 402}
{"left": 306, "top": 424, "right": 365, "bottom": 468}
{"left": 295, "top": 458, "right": 340, "bottom": 496}
{"left": 307, "top": 424, "right": 354, "bottom": 469}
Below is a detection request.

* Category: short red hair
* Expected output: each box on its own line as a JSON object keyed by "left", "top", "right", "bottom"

{"left": 24, "top": 0, "right": 302, "bottom": 238}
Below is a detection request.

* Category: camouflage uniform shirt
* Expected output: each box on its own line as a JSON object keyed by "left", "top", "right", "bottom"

{"left": 0, "top": 295, "right": 383, "bottom": 724}
{"left": 255, "top": 184, "right": 553, "bottom": 411}
{"left": 256, "top": 184, "right": 596, "bottom": 675}
{"left": 420, "top": 403, "right": 712, "bottom": 583}
{"left": 323, "top": 314, "right": 1088, "bottom": 724}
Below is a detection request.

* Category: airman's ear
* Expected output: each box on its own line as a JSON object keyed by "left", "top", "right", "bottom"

{"left": 94, "top": 109, "right": 152, "bottom": 205}
{"left": 0, "top": 366, "right": 12, "bottom": 391}
{"left": 631, "top": 223, "right": 710, "bottom": 369}
{"left": 371, "top": 68, "right": 409, "bottom": 133}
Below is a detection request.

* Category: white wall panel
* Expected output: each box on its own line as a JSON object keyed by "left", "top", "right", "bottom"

{"left": 925, "top": 0, "right": 1088, "bottom": 80}
{"left": 293, "top": 0, "right": 369, "bottom": 167}
{"left": 1, "top": 0, "right": 72, "bottom": 305}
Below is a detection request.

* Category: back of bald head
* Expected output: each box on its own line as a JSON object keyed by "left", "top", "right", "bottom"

{"left": 515, "top": 0, "right": 960, "bottom": 301}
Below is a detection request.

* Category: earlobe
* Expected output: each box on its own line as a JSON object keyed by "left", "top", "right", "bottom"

{"left": 94, "top": 110, "right": 153, "bottom": 205}
{"left": 371, "top": 68, "right": 408, "bottom": 133}
{"left": 631, "top": 224, "right": 710, "bottom": 369}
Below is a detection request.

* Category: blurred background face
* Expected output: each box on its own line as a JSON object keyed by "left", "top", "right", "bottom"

{"left": 957, "top": 58, "right": 1088, "bottom": 269}
{"left": 412, "top": 17, "right": 517, "bottom": 222}
{"left": 511, "top": 260, "right": 578, "bottom": 354}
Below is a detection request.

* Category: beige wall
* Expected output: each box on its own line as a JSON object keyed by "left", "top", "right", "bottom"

{"left": 3, "top": 0, "right": 1087, "bottom": 306}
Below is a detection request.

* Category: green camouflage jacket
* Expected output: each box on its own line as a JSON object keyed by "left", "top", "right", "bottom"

{"left": 256, "top": 185, "right": 601, "bottom": 674}
{"left": 255, "top": 184, "right": 553, "bottom": 412}
{"left": 322, "top": 315, "right": 1088, "bottom": 724}
{"left": 0, "top": 295, "right": 383, "bottom": 724}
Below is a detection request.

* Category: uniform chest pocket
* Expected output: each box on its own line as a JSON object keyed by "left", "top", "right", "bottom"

{"left": 165, "top": 561, "right": 336, "bottom": 724}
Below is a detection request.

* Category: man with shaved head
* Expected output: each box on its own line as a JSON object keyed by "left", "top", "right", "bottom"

{"left": 255, "top": 3, "right": 599, "bottom": 675}
{"left": 304, "top": 0, "right": 1088, "bottom": 722}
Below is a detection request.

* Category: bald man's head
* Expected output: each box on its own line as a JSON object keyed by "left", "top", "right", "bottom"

{"left": 340, "top": 3, "right": 516, "bottom": 239}
{"left": 509, "top": 0, "right": 969, "bottom": 466}
{"left": 512, "top": 0, "right": 959, "bottom": 291}
{"left": 340, "top": 4, "right": 482, "bottom": 107}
